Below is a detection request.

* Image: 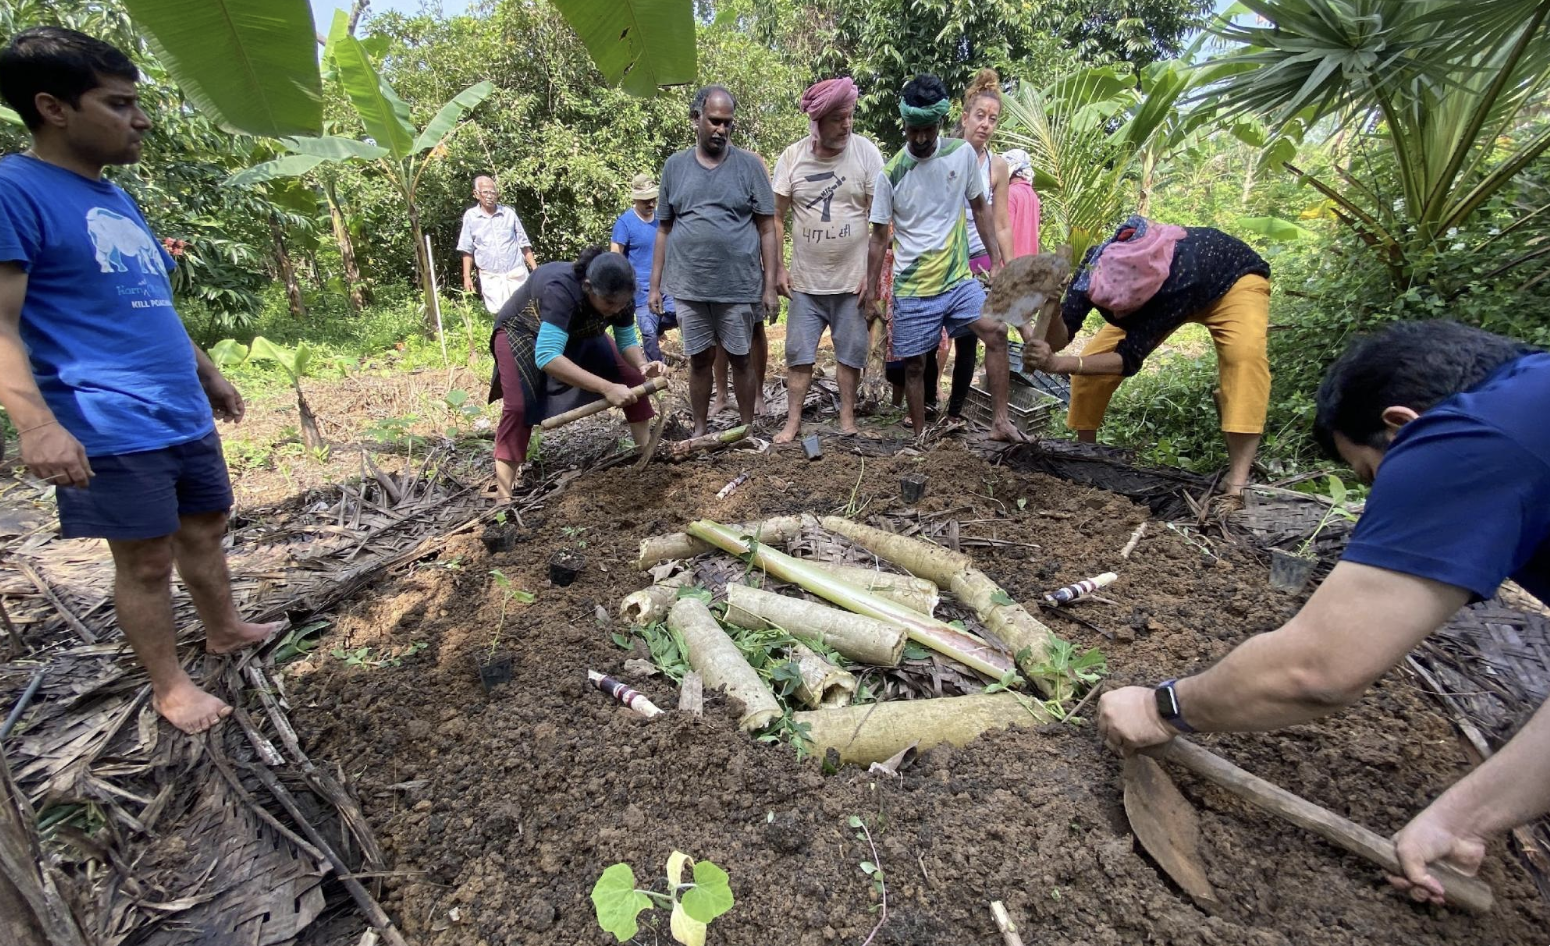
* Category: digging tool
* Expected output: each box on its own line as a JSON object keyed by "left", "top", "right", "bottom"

{"left": 633, "top": 395, "right": 670, "bottom": 469}
{"left": 539, "top": 378, "right": 668, "bottom": 430}
{"left": 981, "top": 251, "right": 1071, "bottom": 345}
{"left": 1122, "top": 755, "right": 1221, "bottom": 911}
{"left": 1134, "top": 738, "right": 1494, "bottom": 913}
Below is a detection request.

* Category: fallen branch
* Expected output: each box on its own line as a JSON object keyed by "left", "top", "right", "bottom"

{"left": 819, "top": 518, "right": 1063, "bottom": 696}
{"left": 690, "top": 521, "right": 1013, "bottom": 680}
{"left": 619, "top": 574, "right": 691, "bottom": 626}
{"left": 990, "top": 901, "right": 1024, "bottom": 946}
{"left": 1119, "top": 521, "right": 1147, "bottom": 559}
{"left": 806, "top": 562, "right": 939, "bottom": 615}
{"left": 665, "top": 424, "right": 749, "bottom": 462}
{"left": 668, "top": 598, "right": 781, "bottom": 731}
{"left": 787, "top": 643, "right": 857, "bottom": 709}
{"left": 15, "top": 560, "right": 95, "bottom": 644}
{"left": 636, "top": 514, "right": 811, "bottom": 570}
{"left": 539, "top": 378, "right": 668, "bottom": 430}
{"left": 724, "top": 584, "right": 906, "bottom": 666}
{"left": 794, "top": 693, "right": 1049, "bottom": 765}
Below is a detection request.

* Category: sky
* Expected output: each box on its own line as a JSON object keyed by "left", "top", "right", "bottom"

{"left": 308, "top": 0, "right": 475, "bottom": 32}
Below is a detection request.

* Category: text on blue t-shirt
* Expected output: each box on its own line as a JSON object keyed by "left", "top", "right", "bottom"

{"left": 0, "top": 155, "right": 212, "bottom": 456}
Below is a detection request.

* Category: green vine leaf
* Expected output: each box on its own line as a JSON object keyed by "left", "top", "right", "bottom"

{"left": 590, "top": 863, "right": 652, "bottom": 942}
{"left": 680, "top": 860, "right": 734, "bottom": 923}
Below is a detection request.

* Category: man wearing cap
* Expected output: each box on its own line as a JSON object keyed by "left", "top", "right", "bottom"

{"left": 863, "top": 74, "right": 1021, "bottom": 441}
{"left": 611, "top": 173, "right": 676, "bottom": 362}
{"left": 771, "top": 77, "right": 884, "bottom": 444}
{"left": 458, "top": 175, "right": 539, "bottom": 314}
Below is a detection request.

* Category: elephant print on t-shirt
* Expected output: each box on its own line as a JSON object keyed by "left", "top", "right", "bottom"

{"left": 85, "top": 206, "right": 165, "bottom": 276}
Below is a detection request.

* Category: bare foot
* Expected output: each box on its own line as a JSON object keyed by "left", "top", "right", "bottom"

{"left": 709, "top": 398, "right": 727, "bottom": 416}
{"left": 154, "top": 678, "right": 232, "bottom": 734}
{"left": 207, "top": 620, "right": 286, "bottom": 656}
{"left": 839, "top": 424, "right": 860, "bottom": 436}
{"left": 773, "top": 424, "right": 800, "bottom": 445}
{"left": 754, "top": 397, "right": 767, "bottom": 415}
{"left": 987, "top": 421, "right": 1030, "bottom": 443}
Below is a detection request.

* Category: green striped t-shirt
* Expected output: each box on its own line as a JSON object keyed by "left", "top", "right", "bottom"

{"left": 868, "top": 138, "right": 984, "bottom": 298}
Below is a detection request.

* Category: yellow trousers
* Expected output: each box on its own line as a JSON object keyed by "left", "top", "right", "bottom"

{"left": 1066, "top": 274, "right": 1271, "bottom": 434}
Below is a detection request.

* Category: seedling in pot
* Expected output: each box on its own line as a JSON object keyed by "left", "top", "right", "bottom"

{"left": 1270, "top": 475, "right": 1358, "bottom": 592}
{"left": 1295, "top": 474, "right": 1358, "bottom": 559}
{"left": 591, "top": 851, "right": 734, "bottom": 945}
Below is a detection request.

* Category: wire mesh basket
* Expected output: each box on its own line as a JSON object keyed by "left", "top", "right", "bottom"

{"left": 961, "top": 382, "right": 1061, "bottom": 437}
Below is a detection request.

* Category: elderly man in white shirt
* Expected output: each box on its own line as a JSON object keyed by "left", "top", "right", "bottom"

{"left": 458, "top": 175, "right": 539, "bottom": 313}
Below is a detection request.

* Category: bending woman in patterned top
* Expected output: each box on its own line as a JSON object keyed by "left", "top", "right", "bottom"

{"left": 1025, "top": 217, "right": 1271, "bottom": 497}
{"left": 488, "top": 248, "right": 667, "bottom": 501}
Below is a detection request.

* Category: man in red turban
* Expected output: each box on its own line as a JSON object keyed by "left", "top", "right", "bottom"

{"left": 771, "top": 77, "right": 884, "bottom": 444}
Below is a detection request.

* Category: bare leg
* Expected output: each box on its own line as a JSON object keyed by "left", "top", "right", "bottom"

{"left": 1075, "top": 429, "right": 1098, "bottom": 444}
{"left": 970, "top": 319, "right": 1026, "bottom": 442}
{"left": 173, "top": 511, "right": 284, "bottom": 654}
{"left": 836, "top": 363, "right": 861, "bottom": 434}
{"left": 730, "top": 351, "right": 757, "bottom": 428}
{"left": 1223, "top": 432, "right": 1261, "bottom": 495}
{"left": 711, "top": 347, "right": 730, "bottom": 415}
{"left": 690, "top": 348, "right": 716, "bottom": 437}
{"left": 776, "top": 364, "right": 812, "bottom": 444}
{"left": 109, "top": 535, "right": 230, "bottom": 734}
{"left": 494, "top": 458, "right": 519, "bottom": 503}
{"left": 751, "top": 323, "right": 768, "bottom": 415}
{"left": 904, "top": 355, "right": 928, "bottom": 435}
{"left": 891, "top": 382, "right": 904, "bottom": 408}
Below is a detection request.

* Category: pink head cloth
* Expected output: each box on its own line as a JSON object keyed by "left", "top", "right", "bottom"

{"left": 801, "top": 77, "right": 859, "bottom": 140}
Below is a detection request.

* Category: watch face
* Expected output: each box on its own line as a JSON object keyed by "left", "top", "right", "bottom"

{"left": 1154, "top": 684, "right": 1179, "bottom": 719}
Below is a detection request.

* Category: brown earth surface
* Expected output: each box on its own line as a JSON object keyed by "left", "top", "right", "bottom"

{"left": 283, "top": 438, "right": 1547, "bottom": 946}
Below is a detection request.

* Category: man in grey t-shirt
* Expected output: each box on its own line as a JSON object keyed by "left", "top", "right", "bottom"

{"left": 649, "top": 84, "right": 777, "bottom": 435}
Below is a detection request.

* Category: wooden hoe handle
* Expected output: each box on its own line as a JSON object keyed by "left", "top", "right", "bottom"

{"left": 1155, "top": 739, "right": 1495, "bottom": 914}
{"left": 540, "top": 378, "right": 668, "bottom": 430}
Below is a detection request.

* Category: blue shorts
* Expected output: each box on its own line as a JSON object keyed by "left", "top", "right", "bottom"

{"left": 57, "top": 431, "right": 233, "bottom": 540}
{"left": 891, "top": 279, "right": 985, "bottom": 359}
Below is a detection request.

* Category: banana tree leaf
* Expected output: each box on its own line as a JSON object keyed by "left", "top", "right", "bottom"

{"left": 1237, "top": 215, "right": 1319, "bottom": 241}
{"left": 248, "top": 336, "right": 303, "bottom": 378}
{"left": 327, "top": 9, "right": 416, "bottom": 160}
{"left": 121, "top": 0, "right": 321, "bottom": 138}
{"left": 227, "top": 153, "right": 328, "bottom": 187}
{"left": 551, "top": 0, "right": 697, "bottom": 96}
{"left": 283, "top": 135, "right": 390, "bottom": 161}
{"left": 0, "top": 105, "right": 20, "bottom": 127}
{"left": 412, "top": 81, "right": 495, "bottom": 155}
{"left": 207, "top": 339, "right": 250, "bottom": 368}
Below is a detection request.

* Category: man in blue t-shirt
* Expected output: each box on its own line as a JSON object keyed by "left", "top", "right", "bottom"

{"left": 0, "top": 28, "right": 282, "bottom": 735}
{"left": 1097, "top": 321, "right": 1550, "bottom": 908}
{"left": 610, "top": 172, "right": 676, "bottom": 362}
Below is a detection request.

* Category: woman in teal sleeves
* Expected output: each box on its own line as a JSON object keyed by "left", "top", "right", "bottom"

{"left": 489, "top": 247, "right": 667, "bottom": 500}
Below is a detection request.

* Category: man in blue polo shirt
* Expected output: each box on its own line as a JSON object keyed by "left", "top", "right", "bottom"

{"left": 1097, "top": 320, "right": 1549, "bottom": 907}
{"left": 0, "top": 27, "right": 282, "bottom": 734}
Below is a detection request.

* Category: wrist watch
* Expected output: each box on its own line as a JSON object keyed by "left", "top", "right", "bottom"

{"left": 1153, "top": 679, "right": 1195, "bottom": 733}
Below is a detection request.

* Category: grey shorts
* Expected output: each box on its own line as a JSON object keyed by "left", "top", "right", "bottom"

{"left": 785, "top": 292, "right": 867, "bottom": 369}
{"left": 678, "top": 299, "right": 757, "bottom": 357}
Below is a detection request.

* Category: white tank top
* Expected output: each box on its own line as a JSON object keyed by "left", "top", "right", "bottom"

{"left": 965, "top": 149, "right": 993, "bottom": 258}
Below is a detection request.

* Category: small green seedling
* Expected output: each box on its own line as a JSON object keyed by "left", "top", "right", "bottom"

{"left": 494, "top": 510, "right": 508, "bottom": 526}
{"left": 441, "top": 388, "right": 483, "bottom": 437}
{"left": 590, "top": 851, "right": 734, "bottom": 945}
{"left": 488, "top": 569, "right": 535, "bottom": 654}
{"left": 1296, "top": 474, "right": 1359, "bottom": 559}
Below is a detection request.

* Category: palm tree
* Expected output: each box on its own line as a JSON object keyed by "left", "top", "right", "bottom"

{"left": 1206, "top": 0, "right": 1550, "bottom": 286}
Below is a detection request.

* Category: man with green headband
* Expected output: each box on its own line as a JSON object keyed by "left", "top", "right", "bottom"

{"left": 863, "top": 74, "right": 1019, "bottom": 440}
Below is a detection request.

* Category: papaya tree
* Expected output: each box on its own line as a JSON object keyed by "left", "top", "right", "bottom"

{"left": 226, "top": 11, "right": 493, "bottom": 328}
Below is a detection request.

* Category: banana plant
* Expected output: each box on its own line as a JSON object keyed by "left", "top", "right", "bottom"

{"left": 226, "top": 10, "right": 493, "bottom": 328}
{"left": 1206, "top": 0, "right": 1550, "bottom": 286}
{"left": 210, "top": 337, "right": 325, "bottom": 448}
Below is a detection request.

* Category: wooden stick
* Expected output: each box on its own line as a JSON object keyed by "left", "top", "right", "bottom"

{"left": 539, "top": 378, "right": 667, "bottom": 430}
{"left": 0, "top": 598, "right": 25, "bottom": 656}
{"left": 634, "top": 395, "right": 670, "bottom": 469}
{"left": 15, "top": 561, "right": 94, "bottom": 643}
{"left": 1120, "top": 521, "right": 1147, "bottom": 559}
{"left": 989, "top": 901, "right": 1024, "bottom": 946}
{"left": 1154, "top": 739, "right": 1494, "bottom": 913}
